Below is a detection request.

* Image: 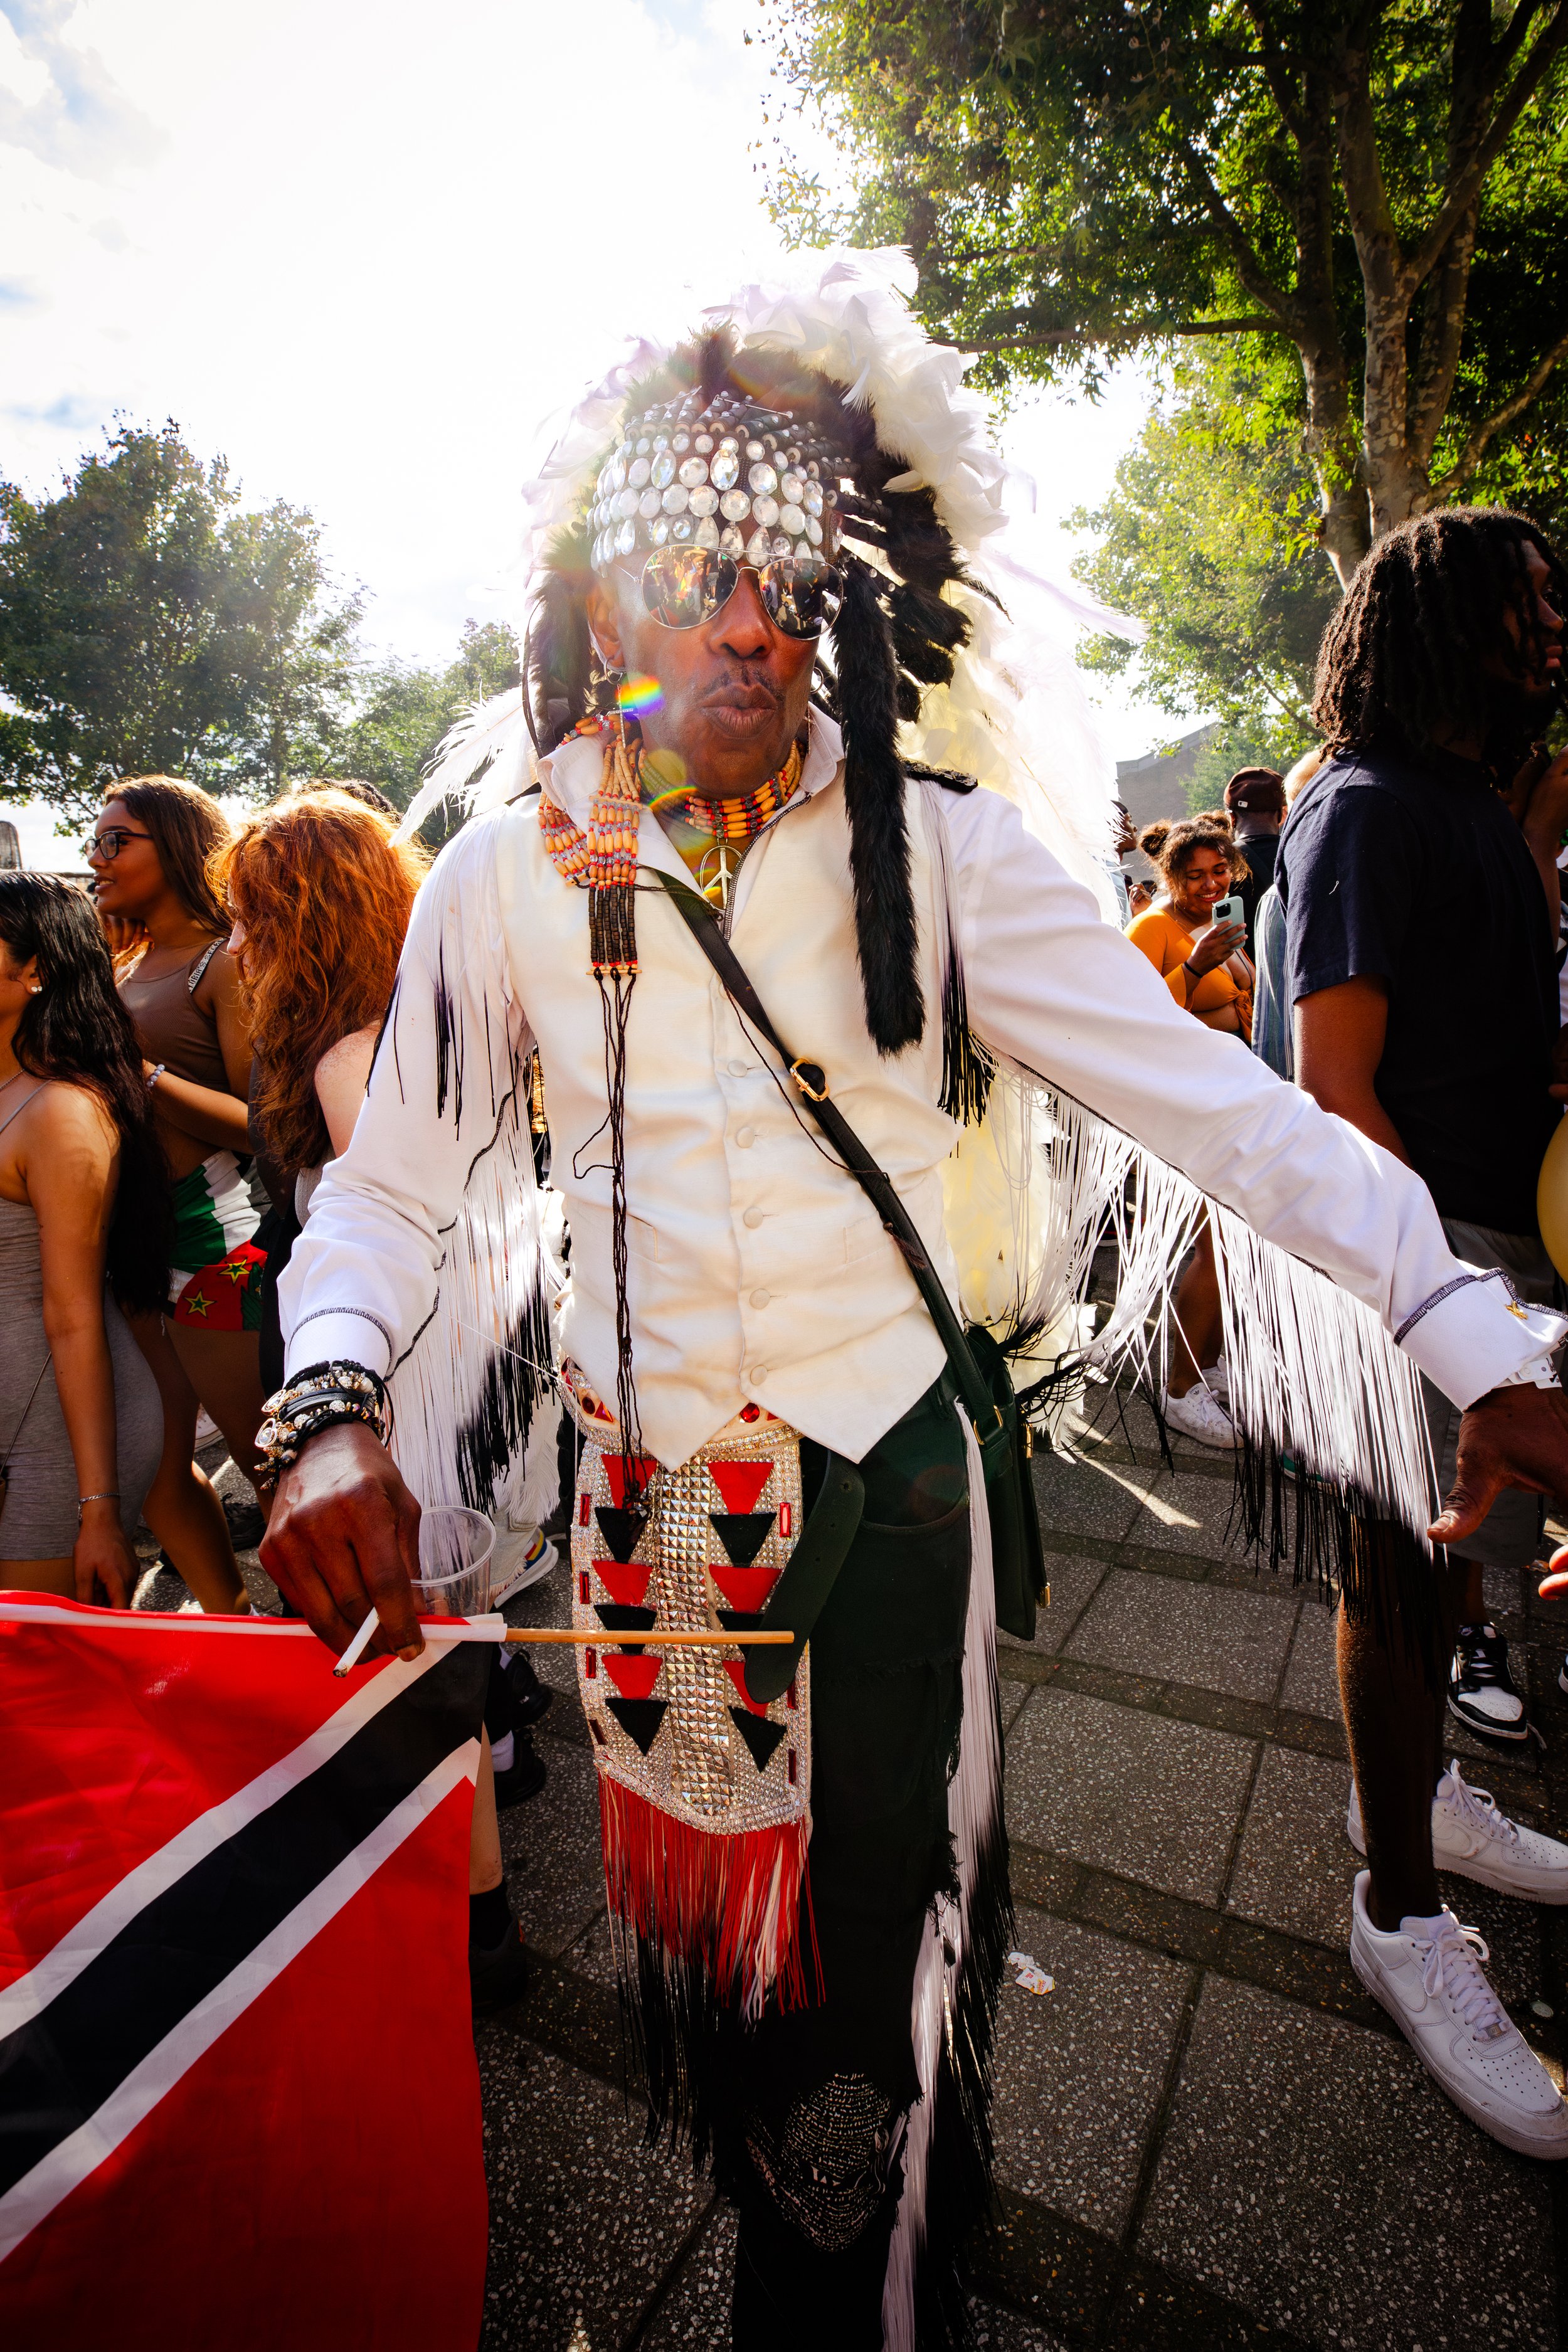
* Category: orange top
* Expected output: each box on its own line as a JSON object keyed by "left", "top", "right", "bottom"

{"left": 1126, "top": 906, "right": 1254, "bottom": 1042}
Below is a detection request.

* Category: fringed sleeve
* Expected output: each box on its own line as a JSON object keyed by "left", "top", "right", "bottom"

{"left": 938, "top": 784, "right": 1544, "bottom": 1625}
{"left": 278, "top": 808, "right": 561, "bottom": 1516}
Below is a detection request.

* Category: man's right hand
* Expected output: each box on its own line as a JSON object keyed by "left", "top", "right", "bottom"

{"left": 260, "top": 1422, "right": 425, "bottom": 1661}
{"left": 1185, "top": 919, "right": 1247, "bottom": 977}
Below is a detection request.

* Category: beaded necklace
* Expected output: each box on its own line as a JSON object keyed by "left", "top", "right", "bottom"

{"left": 539, "top": 726, "right": 803, "bottom": 919}
{"left": 649, "top": 748, "right": 802, "bottom": 906}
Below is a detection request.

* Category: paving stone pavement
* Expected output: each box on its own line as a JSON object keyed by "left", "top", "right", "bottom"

{"left": 157, "top": 1413, "right": 1568, "bottom": 2346}
{"left": 468, "top": 1379, "right": 1568, "bottom": 2349}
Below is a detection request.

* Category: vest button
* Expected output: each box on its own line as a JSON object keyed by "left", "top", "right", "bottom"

{"left": 743, "top": 1205, "right": 764, "bottom": 1229}
{"left": 749, "top": 1367, "right": 770, "bottom": 1385}
{"left": 750, "top": 1289, "right": 771, "bottom": 1309}
{"left": 736, "top": 1126, "right": 755, "bottom": 1147}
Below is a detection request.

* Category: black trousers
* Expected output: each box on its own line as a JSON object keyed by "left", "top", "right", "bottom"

{"left": 722, "top": 1379, "right": 973, "bottom": 2349}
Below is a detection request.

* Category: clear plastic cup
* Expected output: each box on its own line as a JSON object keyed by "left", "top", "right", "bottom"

{"left": 413, "top": 1504, "right": 497, "bottom": 1616}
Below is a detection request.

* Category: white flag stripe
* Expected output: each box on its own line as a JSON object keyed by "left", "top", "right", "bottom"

{"left": 0, "top": 1601, "right": 505, "bottom": 1641}
{"left": 0, "top": 1645, "right": 448, "bottom": 2040}
{"left": 0, "top": 1742, "right": 479, "bottom": 2269}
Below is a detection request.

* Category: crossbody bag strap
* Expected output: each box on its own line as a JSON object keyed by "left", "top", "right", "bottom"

{"left": 653, "top": 869, "right": 1007, "bottom": 1461}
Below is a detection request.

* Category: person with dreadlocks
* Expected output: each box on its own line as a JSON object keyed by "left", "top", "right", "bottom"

{"left": 1279, "top": 507, "right": 1568, "bottom": 2137}
{"left": 260, "top": 265, "right": 1568, "bottom": 2334}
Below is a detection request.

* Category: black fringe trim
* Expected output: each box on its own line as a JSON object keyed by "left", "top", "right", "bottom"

{"left": 451, "top": 1266, "right": 555, "bottom": 1515}
{"left": 619, "top": 1932, "right": 727, "bottom": 2170}
{"left": 915, "top": 1803, "right": 1014, "bottom": 2350}
{"left": 1230, "top": 1422, "right": 1443, "bottom": 1675}
{"left": 938, "top": 909, "right": 994, "bottom": 1127}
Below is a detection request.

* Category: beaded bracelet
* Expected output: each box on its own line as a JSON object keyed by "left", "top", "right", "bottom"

{"left": 255, "top": 1360, "right": 389, "bottom": 1490}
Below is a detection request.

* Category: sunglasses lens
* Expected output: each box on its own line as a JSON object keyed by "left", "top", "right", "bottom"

{"left": 642, "top": 548, "right": 736, "bottom": 629}
{"left": 759, "top": 557, "right": 843, "bottom": 640}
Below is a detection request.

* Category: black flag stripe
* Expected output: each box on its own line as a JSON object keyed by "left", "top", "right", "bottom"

{"left": 0, "top": 1642, "right": 487, "bottom": 2201}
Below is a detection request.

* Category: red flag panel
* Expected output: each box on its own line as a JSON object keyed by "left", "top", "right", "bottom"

{"left": 0, "top": 1595, "right": 487, "bottom": 2351}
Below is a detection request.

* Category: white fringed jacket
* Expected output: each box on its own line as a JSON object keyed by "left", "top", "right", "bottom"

{"left": 280, "top": 711, "right": 1540, "bottom": 1471}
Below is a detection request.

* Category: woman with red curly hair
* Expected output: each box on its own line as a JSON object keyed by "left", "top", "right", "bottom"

{"left": 216, "top": 790, "right": 539, "bottom": 2005}
{"left": 216, "top": 788, "right": 426, "bottom": 1241}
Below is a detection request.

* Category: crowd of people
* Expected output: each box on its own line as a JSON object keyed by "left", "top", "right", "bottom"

{"left": 11, "top": 287, "right": 1568, "bottom": 2335}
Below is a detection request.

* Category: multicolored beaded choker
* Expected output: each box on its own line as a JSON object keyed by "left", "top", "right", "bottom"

{"left": 647, "top": 749, "right": 803, "bottom": 906}
{"left": 539, "top": 725, "right": 804, "bottom": 924}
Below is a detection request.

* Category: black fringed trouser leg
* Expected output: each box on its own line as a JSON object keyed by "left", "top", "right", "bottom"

{"left": 724, "top": 1381, "right": 974, "bottom": 2351}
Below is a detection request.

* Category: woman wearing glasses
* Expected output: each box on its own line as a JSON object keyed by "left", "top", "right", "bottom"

{"left": 89, "top": 776, "right": 256, "bottom": 1610}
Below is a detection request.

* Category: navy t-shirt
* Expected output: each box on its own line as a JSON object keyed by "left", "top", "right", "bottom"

{"left": 1276, "top": 746, "right": 1559, "bottom": 1235}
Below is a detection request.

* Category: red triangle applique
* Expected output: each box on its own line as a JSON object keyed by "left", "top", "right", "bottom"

{"left": 603, "top": 1456, "right": 657, "bottom": 1509}
{"left": 724, "top": 1660, "right": 772, "bottom": 1717}
{"left": 603, "top": 1652, "right": 662, "bottom": 1701}
{"left": 709, "top": 1563, "right": 780, "bottom": 1614}
{"left": 593, "top": 1559, "right": 653, "bottom": 1608}
{"left": 709, "top": 1459, "right": 772, "bottom": 1515}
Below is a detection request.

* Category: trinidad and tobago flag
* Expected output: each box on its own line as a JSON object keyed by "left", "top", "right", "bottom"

{"left": 0, "top": 1595, "right": 490, "bottom": 2351}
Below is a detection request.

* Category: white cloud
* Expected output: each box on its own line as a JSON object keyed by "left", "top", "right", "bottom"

{"left": 0, "top": 0, "right": 1166, "bottom": 768}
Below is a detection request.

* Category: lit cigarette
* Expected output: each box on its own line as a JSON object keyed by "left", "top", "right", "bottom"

{"left": 333, "top": 1605, "right": 381, "bottom": 1677}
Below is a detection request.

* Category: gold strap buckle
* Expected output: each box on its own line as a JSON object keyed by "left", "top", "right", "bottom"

{"left": 790, "top": 1058, "right": 830, "bottom": 1102}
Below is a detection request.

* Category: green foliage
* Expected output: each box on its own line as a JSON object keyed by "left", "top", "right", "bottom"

{"left": 326, "top": 617, "right": 521, "bottom": 845}
{"left": 0, "top": 423, "right": 362, "bottom": 825}
{"left": 1180, "top": 720, "right": 1302, "bottom": 815}
{"left": 1072, "top": 346, "right": 1336, "bottom": 744}
{"left": 766, "top": 0, "right": 1568, "bottom": 568}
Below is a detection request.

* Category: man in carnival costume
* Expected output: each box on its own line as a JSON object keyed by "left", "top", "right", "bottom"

{"left": 262, "top": 258, "right": 1568, "bottom": 2343}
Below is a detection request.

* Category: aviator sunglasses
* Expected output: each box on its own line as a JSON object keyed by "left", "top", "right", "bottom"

{"left": 637, "top": 545, "right": 844, "bottom": 640}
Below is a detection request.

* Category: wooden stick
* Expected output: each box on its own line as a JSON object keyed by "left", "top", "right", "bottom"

{"left": 502, "top": 1626, "right": 792, "bottom": 1647}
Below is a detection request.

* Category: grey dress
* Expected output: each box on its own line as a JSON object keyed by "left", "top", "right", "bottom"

{"left": 0, "top": 1111, "right": 164, "bottom": 1559}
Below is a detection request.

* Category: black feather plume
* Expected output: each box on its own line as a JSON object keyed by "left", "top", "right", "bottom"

{"left": 833, "top": 560, "right": 924, "bottom": 1056}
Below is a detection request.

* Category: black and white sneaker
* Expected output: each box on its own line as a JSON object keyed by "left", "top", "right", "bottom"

{"left": 1449, "top": 1624, "right": 1528, "bottom": 1745}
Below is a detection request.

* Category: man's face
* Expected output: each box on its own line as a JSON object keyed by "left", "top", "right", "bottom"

{"left": 1501, "top": 542, "right": 1566, "bottom": 706}
{"left": 585, "top": 561, "right": 818, "bottom": 800}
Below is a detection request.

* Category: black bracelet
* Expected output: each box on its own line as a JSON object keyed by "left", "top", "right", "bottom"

{"left": 256, "top": 1360, "right": 389, "bottom": 1489}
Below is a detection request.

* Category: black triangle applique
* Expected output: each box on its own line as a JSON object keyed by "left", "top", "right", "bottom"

{"left": 728, "top": 1708, "right": 787, "bottom": 1772}
{"left": 595, "top": 1604, "right": 657, "bottom": 1646}
{"left": 595, "top": 1506, "right": 646, "bottom": 1565}
{"left": 716, "top": 1608, "right": 764, "bottom": 1633}
{"left": 606, "top": 1696, "right": 668, "bottom": 1756}
{"left": 709, "top": 1511, "right": 775, "bottom": 1569}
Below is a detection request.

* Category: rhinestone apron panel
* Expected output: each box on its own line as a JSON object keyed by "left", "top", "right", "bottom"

{"left": 568, "top": 1406, "right": 811, "bottom": 1846}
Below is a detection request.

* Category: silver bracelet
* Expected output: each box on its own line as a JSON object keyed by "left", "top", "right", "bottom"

{"left": 288, "top": 1303, "right": 396, "bottom": 1355}
{"left": 1393, "top": 1268, "right": 1515, "bottom": 1347}
{"left": 78, "top": 1490, "right": 120, "bottom": 1506}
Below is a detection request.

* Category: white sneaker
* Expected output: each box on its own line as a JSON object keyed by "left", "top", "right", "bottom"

{"left": 1348, "top": 1872, "right": 1568, "bottom": 2157}
{"left": 1207, "top": 1355, "right": 1231, "bottom": 1406}
{"left": 1162, "top": 1381, "right": 1237, "bottom": 1450}
{"left": 1347, "top": 1761, "right": 1568, "bottom": 1904}
{"left": 488, "top": 1526, "right": 558, "bottom": 1608}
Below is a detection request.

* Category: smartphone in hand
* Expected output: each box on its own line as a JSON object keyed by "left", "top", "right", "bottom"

{"left": 1211, "top": 893, "right": 1244, "bottom": 930}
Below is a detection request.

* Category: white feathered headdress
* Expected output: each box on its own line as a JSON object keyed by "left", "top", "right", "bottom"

{"left": 397, "top": 248, "right": 1138, "bottom": 905}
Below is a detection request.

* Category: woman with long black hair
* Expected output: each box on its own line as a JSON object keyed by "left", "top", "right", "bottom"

{"left": 0, "top": 876, "right": 168, "bottom": 1604}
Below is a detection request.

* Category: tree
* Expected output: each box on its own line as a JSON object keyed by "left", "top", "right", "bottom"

{"left": 329, "top": 618, "right": 522, "bottom": 837}
{"left": 0, "top": 422, "right": 361, "bottom": 826}
{"left": 1071, "top": 342, "right": 1336, "bottom": 754}
{"left": 766, "top": 0, "right": 1568, "bottom": 582}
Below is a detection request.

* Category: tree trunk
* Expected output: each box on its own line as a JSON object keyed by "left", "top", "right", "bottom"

{"left": 1300, "top": 337, "right": 1371, "bottom": 586}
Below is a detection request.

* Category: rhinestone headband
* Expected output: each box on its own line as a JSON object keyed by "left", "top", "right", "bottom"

{"left": 586, "top": 388, "right": 846, "bottom": 576}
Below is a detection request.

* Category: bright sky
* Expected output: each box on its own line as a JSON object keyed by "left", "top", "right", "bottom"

{"left": 0, "top": 0, "right": 1179, "bottom": 862}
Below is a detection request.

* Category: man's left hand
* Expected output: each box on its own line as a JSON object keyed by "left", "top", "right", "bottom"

{"left": 1431, "top": 1385, "right": 1568, "bottom": 1581}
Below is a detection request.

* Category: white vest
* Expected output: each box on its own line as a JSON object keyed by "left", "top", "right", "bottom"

{"left": 497, "top": 732, "right": 957, "bottom": 1465}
